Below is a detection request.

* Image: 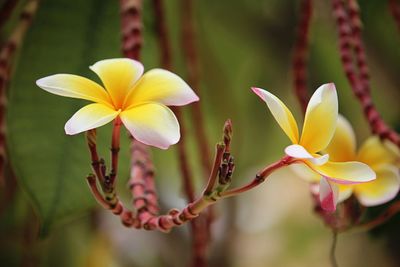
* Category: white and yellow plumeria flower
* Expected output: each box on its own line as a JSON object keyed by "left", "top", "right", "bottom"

{"left": 252, "top": 83, "right": 376, "bottom": 211}
{"left": 36, "top": 58, "right": 199, "bottom": 149}
{"left": 324, "top": 115, "right": 400, "bottom": 206}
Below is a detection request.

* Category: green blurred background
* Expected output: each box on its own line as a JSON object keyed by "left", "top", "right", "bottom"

{"left": 1, "top": 0, "right": 400, "bottom": 266}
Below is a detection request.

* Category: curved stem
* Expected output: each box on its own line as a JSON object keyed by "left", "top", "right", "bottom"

{"left": 109, "top": 117, "right": 122, "bottom": 187}
{"left": 293, "top": 0, "right": 313, "bottom": 114}
{"left": 332, "top": 0, "right": 400, "bottom": 147}
{"left": 220, "top": 156, "right": 293, "bottom": 198}
{"left": 330, "top": 231, "right": 338, "bottom": 267}
{"left": 348, "top": 200, "right": 400, "bottom": 233}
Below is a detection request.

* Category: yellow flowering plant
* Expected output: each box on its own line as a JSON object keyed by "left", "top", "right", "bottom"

{"left": 252, "top": 83, "right": 376, "bottom": 211}
{"left": 325, "top": 115, "right": 400, "bottom": 206}
{"left": 36, "top": 58, "right": 199, "bottom": 149}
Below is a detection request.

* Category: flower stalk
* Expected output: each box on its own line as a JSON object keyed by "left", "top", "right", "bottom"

{"left": 151, "top": 1, "right": 211, "bottom": 265}
{"left": 332, "top": 0, "right": 400, "bottom": 148}
{"left": 389, "top": 0, "right": 400, "bottom": 33}
{"left": 84, "top": 118, "right": 295, "bottom": 234}
{"left": 0, "top": 0, "right": 39, "bottom": 186}
{"left": 0, "top": 0, "right": 19, "bottom": 31}
{"left": 292, "top": 0, "right": 313, "bottom": 114}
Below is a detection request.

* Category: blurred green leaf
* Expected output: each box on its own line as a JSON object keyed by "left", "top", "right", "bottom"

{"left": 6, "top": 0, "right": 123, "bottom": 235}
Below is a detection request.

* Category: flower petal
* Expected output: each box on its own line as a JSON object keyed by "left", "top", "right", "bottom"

{"left": 354, "top": 166, "right": 400, "bottom": 206}
{"left": 324, "top": 114, "right": 356, "bottom": 162}
{"left": 337, "top": 184, "right": 353, "bottom": 203}
{"left": 65, "top": 104, "right": 119, "bottom": 135}
{"left": 300, "top": 83, "right": 338, "bottom": 153}
{"left": 289, "top": 163, "right": 321, "bottom": 182}
{"left": 320, "top": 177, "right": 339, "bottom": 212}
{"left": 123, "top": 69, "right": 199, "bottom": 108}
{"left": 305, "top": 160, "right": 376, "bottom": 184}
{"left": 120, "top": 103, "right": 180, "bottom": 149}
{"left": 357, "top": 136, "right": 400, "bottom": 169}
{"left": 36, "top": 74, "right": 111, "bottom": 106}
{"left": 90, "top": 58, "right": 144, "bottom": 108}
{"left": 285, "top": 144, "right": 329, "bottom": 165}
{"left": 251, "top": 87, "right": 299, "bottom": 143}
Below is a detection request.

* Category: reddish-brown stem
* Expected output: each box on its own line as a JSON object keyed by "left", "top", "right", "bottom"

{"left": 129, "top": 139, "right": 160, "bottom": 227}
{"left": 349, "top": 201, "right": 400, "bottom": 233}
{"left": 152, "top": 1, "right": 209, "bottom": 265}
{"left": 180, "top": 0, "right": 211, "bottom": 177}
{"left": 120, "top": 0, "right": 163, "bottom": 229}
{"left": 120, "top": 0, "right": 143, "bottom": 60}
{"left": 203, "top": 144, "right": 225, "bottom": 195}
{"left": 177, "top": 120, "right": 197, "bottom": 202}
{"left": 86, "top": 174, "right": 111, "bottom": 209}
{"left": 292, "top": 0, "right": 313, "bottom": 114}
{"left": 179, "top": 3, "right": 213, "bottom": 265}
{"left": 220, "top": 156, "right": 293, "bottom": 198}
{"left": 86, "top": 130, "right": 140, "bottom": 227}
{"left": 0, "top": 0, "right": 19, "bottom": 31}
{"left": 151, "top": 0, "right": 197, "bottom": 205}
{"left": 389, "top": 0, "right": 400, "bottom": 33}
{"left": 151, "top": 0, "right": 196, "bottom": 210}
{"left": 332, "top": 0, "right": 400, "bottom": 147}
{"left": 87, "top": 118, "right": 292, "bottom": 235}
{"left": 109, "top": 117, "right": 122, "bottom": 187}
{"left": 86, "top": 130, "right": 104, "bottom": 183}
{"left": 138, "top": 154, "right": 290, "bottom": 232}
{"left": 346, "top": 0, "right": 370, "bottom": 92}
{"left": 0, "top": 0, "right": 39, "bottom": 185}
{"left": 152, "top": 0, "right": 172, "bottom": 70}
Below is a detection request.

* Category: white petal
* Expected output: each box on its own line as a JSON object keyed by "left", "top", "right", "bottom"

{"left": 120, "top": 103, "right": 180, "bottom": 149}
{"left": 65, "top": 104, "right": 119, "bottom": 135}
{"left": 319, "top": 177, "right": 339, "bottom": 212}
{"left": 285, "top": 144, "right": 329, "bottom": 165}
{"left": 90, "top": 58, "right": 144, "bottom": 108}
{"left": 123, "top": 69, "right": 199, "bottom": 108}
{"left": 355, "top": 166, "right": 400, "bottom": 206}
{"left": 300, "top": 83, "right": 338, "bottom": 153}
{"left": 36, "top": 74, "right": 111, "bottom": 106}
{"left": 324, "top": 114, "right": 357, "bottom": 162}
{"left": 252, "top": 87, "right": 299, "bottom": 144}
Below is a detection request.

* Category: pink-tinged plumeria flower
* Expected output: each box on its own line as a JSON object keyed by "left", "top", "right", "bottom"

{"left": 36, "top": 58, "right": 199, "bottom": 149}
{"left": 324, "top": 115, "right": 400, "bottom": 206}
{"left": 252, "top": 83, "right": 376, "bottom": 212}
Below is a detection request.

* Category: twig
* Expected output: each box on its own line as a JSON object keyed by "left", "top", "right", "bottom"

{"left": 389, "top": 0, "right": 400, "bottom": 33}
{"left": 85, "top": 129, "right": 140, "bottom": 228}
{"left": 152, "top": 0, "right": 172, "bottom": 70}
{"left": 86, "top": 130, "right": 104, "bottom": 183}
{"left": 349, "top": 201, "right": 400, "bottom": 233}
{"left": 109, "top": 117, "right": 122, "bottom": 187}
{"left": 119, "top": 0, "right": 158, "bottom": 227}
{"left": 179, "top": 2, "right": 214, "bottom": 264}
{"left": 180, "top": 0, "right": 211, "bottom": 177}
{"left": 220, "top": 156, "right": 292, "bottom": 198}
{"left": 87, "top": 118, "right": 294, "bottom": 234}
{"left": 292, "top": 0, "right": 313, "bottom": 114}
{"left": 346, "top": 0, "right": 370, "bottom": 92}
{"left": 330, "top": 231, "right": 339, "bottom": 267}
{"left": 129, "top": 138, "right": 160, "bottom": 228}
{"left": 0, "top": 0, "right": 39, "bottom": 186}
{"left": 120, "top": 0, "right": 143, "bottom": 60}
{"left": 332, "top": 0, "right": 400, "bottom": 148}
{"left": 0, "top": 0, "right": 19, "bottom": 31}
{"left": 152, "top": 1, "right": 210, "bottom": 265}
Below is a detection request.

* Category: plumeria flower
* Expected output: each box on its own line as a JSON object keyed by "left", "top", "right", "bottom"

{"left": 324, "top": 115, "right": 400, "bottom": 206}
{"left": 36, "top": 58, "right": 199, "bottom": 149}
{"left": 252, "top": 83, "right": 376, "bottom": 212}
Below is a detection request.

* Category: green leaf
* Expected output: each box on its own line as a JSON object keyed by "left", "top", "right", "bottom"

{"left": 7, "top": 0, "right": 125, "bottom": 235}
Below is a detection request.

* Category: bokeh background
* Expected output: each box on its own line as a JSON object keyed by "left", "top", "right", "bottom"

{"left": 1, "top": 0, "right": 400, "bottom": 266}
